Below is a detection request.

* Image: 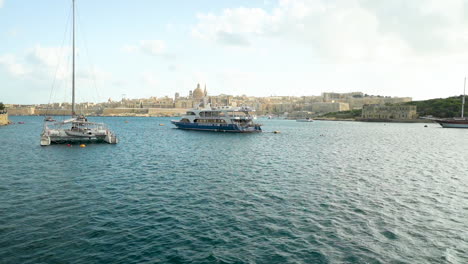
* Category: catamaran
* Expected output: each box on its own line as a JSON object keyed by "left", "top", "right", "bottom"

{"left": 40, "top": 0, "right": 118, "bottom": 146}
{"left": 435, "top": 77, "right": 468, "bottom": 128}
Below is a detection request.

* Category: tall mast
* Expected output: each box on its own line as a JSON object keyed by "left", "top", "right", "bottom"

{"left": 462, "top": 77, "right": 466, "bottom": 118}
{"left": 71, "top": 0, "right": 76, "bottom": 116}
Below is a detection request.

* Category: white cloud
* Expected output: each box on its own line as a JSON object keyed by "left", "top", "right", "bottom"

{"left": 0, "top": 54, "right": 28, "bottom": 76}
{"left": 191, "top": 0, "right": 468, "bottom": 61}
{"left": 142, "top": 71, "right": 158, "bottom": 87}
{"left": 123, "top": 40, "right": 166, "bottom": 56}
{"left": 0, "top": 45, "right": 111, "bottom": 98}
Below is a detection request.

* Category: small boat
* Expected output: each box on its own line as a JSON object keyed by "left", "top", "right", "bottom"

{"left": 435, "top": 77, "right": 468, "bottom": 128}
{"left": 171, "top": 105, "right": 262, "bottom": 132}
{"left": 40, "top": 0, "right": 117, "bottom": 146}
{"left": 296, "top": 118, "right": 313, "bottom": 122}
{"left": 44, "top": 116, "right": 56, "bottom": 122}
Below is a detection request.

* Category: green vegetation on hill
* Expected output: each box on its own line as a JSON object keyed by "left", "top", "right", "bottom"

{"left": 0, "top": 102, "right": 5, "bottom": 111}
{"left": 403, "top": 96, "right": 467, "bottom": 118}
{"left": 320, "top": 109, "right": 362, "bottom": 119}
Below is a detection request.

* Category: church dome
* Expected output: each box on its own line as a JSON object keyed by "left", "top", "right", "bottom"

{"left": 193, "top": 83, "right": 204, "bottom": 99}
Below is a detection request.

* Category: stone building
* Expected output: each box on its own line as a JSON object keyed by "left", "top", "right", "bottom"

{"left": 308, "top": 102, "right": 350, "bottom": 113}
{"left": 174, "top": 83, "right": 208, "bottom": 108}
{"left": 361, "top": 104, "right": 417, "bottom": 119}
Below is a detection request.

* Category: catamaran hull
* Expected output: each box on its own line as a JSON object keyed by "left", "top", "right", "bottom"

{"left": 41, "top": 135, "right": 109, "bottom": 145}
{"left": 172, "top": 122, "right": 261, "bottom": 132}
{"left": 40, "top": 130, "right": 118, "bottom": 145}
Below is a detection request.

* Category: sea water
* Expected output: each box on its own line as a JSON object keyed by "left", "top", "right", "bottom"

{"left": 0, "top": 116, "right": 467, "bottom": 263}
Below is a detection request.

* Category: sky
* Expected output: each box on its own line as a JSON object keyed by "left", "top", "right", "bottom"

{"left": 2, "top": 0, "right": 468, "bottom": 104}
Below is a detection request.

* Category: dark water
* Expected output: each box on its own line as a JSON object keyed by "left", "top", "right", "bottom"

{"left": 1, "top": 116, "right": 467, "bottom": 263}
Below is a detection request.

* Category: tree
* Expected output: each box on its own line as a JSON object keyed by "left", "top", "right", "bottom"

{"left": 0, "top": 102, "right": 5, "bottom": 111}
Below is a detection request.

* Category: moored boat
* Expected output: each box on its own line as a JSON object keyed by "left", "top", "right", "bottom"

{"left": 435, "top": 77, "right": 468, "bottom": 128}
{"left": 296, "top": 118, "right": 313, "bottom": 122}
{"left": 435, "top": 118, "right": 468, "bottom": 128}
{"left": 40, "top": 0, "right": 117, "bottom": 145}
{"left": 171, "top": 105, "right": 262, "bottom": 132}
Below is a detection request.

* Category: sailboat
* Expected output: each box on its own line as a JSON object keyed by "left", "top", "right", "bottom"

{"left": 40, "top": 0, "right": 118, "bottom": 146}
{"left": 435, "top": 77, "right": 468, "bottom": 128}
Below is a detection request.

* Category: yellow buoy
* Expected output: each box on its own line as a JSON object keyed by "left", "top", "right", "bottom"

{"left": 159, "top": 124, "right": 165, "bottom": 126}
{"left": 80, "top": 144, "right": 86, "bottom": 148}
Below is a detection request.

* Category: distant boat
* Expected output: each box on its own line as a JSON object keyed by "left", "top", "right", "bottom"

{"left": 40, "top": 0, "right": 117, "bottom": 146}
{"left": 296, "top": 118, "right": 313, "bottom": 122}
{"left": 44, "top": 116, "right": 56, "bottom": 122}
{"left": 435, "top": 77, "right": 468, "bottom": 128}
{"left": 171, "top": 105, "right": 262, "bottom": 132}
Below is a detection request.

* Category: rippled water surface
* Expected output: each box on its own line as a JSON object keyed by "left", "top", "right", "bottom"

{"left": 1, "top": 116, "right": 467, "bottom": 263}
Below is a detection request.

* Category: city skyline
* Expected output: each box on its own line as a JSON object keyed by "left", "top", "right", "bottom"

{"left": 2, "top": 0, "right": 468, "bottom": 104}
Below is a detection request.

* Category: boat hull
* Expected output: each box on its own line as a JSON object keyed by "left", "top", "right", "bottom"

{"left": 436, "top": 121, "right": 468, "bottom": 128}
{"left": 172, "top": 121, "right": 261, "bottom": 133}
{"left": 41, "top": 128, "right": 118, "bottom": 145}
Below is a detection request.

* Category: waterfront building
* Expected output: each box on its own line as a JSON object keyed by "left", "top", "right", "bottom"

{"left": 308, "top": 102, "right": 350, "bottom": 113}
{"left": 362, "top": 104, "right": 417, "bottom": 120}
{"left": 7, "top": 88, "right": 414, "bottom": 117}
{"left": 174, "top": 83, "right": 208, "bottom": 108}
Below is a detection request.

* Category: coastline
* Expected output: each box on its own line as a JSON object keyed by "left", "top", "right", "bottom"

{"left": 315, "top": 117, "right": 434, "bottom": 123}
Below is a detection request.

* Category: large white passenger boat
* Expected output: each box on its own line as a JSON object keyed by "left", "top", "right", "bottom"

{"left": 171, "top": 105, "right": 262, "bottom": 132}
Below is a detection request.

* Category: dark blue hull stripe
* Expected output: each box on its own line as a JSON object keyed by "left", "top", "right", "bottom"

{"left": 172, "top": 122, "right": 261, "bottom": 132}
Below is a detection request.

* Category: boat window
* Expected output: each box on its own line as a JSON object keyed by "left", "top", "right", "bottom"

{"left": 186, "top": 112, "right": 196, "bottom": 115}
{"left": 180, "top": 118, "right": 190, "bottom": 123}
{"left": 194, "top": 119, "right": 226, "bottom": 123}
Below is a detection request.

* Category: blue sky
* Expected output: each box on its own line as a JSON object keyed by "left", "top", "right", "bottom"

{"left": 2, "top": 0, "right": 468, "bottom": 104}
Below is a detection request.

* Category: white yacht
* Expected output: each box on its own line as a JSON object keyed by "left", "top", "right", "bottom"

{"left": 171, "top": 105, "right": 262, "bottom": 132}
{"left": 40, "top": 0, "right": 117, "bottom": 146}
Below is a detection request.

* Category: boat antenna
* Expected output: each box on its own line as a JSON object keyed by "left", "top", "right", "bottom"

{"left": 463, "top": 77, "right": 466, "bottom": 118}
{"left": 72, "top": 0, "right": 76, "bottom": 116}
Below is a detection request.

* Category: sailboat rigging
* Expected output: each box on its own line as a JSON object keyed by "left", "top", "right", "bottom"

{"left": 40, "top": 0, "right": 118, "bottom": 145}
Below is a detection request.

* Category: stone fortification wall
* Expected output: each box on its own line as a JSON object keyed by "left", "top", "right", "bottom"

{"left": 102, "top": 107, "right": 187, "bottom": 116}
{"left": 103, "top": 108, "right": 149, "bottom": 116}
{"left": 7, "top": 108, "right": 35, "bottom": 115}
{"left": 34, "top": 109, "right": 97, "bottom": 116}
{"left": 346, "top": 97, "right": 412, "bottom": 109}
{"left": 148, "top": 108, "right": 187, "bottom": 117}
{"left": 0, "top": 113, "right": 9, "bottom": 125}
{"left": 362, "top": 104, "right": 417, "bottom": 119}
